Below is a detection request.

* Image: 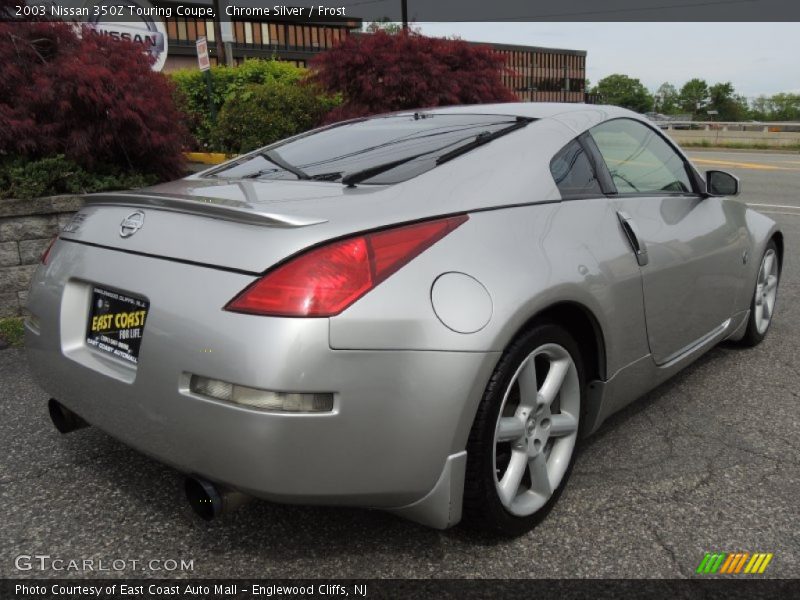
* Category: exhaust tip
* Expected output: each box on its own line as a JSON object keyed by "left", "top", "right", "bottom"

{"left": 185, "top": 477, "right": 223, "bottom": 521}
{"left": 48, "top": 399, "right": 88, "bottom": 434}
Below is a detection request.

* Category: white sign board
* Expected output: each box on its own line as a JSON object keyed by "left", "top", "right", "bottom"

{"left": 196, "top": 37, "right": 211, "bottom": 71}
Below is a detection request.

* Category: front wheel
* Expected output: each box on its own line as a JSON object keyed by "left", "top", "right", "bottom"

{"left": 739, "top": 241, "right": 780, "bottom": 347}
{"left": 463, "top": 323, "right": 584, "bottom": 536}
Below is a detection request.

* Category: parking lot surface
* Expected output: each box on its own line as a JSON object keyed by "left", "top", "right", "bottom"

{"left": 1, "top": 150, "right": 798, "bottom": 579}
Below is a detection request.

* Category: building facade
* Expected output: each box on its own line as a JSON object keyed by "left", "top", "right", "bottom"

{"left": 158, "top": 10, "right": 360, "bottom": 71}
{"left": 490, "top": 43, "right": 589, "bottom": 103}
{"left": 155, "top": 6, "right": 591, "bottom": 103}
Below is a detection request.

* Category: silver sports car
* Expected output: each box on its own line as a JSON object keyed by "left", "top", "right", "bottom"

{"left": 26, "top": 104, "right": 782, "bottom": 536}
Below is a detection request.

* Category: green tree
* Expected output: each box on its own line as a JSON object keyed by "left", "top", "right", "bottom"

{"left": 750, "top": 95, "right": 769, "bottom": 121}
{"left": 708, "top": 82, "right": 749, "bottom": 120}
{"left": 211, "top": 81, "right": 339, "bottom": 153}
{"left": 365, "top": 20, "right": 420, "bottom": 34}
{"left": 654, "top": 82, "right": 680, "bottom": 114}
{"left": 592, "top": 74, "right": 653, "bottom": 113}
{"left": 678, "top": 78, "right": 709, "bottom": 116}
{"left": 767, "top": 93, "right": 800, "bottom": 121}
{"left": 170, "top": 59, "right": 311, "bottom": 148}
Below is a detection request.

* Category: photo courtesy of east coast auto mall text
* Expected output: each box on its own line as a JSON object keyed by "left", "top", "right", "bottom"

{"left": 0, "top": 0, "right": 798, "bottom": 598}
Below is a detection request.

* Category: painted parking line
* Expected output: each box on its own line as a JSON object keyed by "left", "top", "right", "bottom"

{"left": 757, "top": 211, "right": 800, "bottom": 217}
{"left": 690, "top": 158, "right": 796, "bottom": 171}
{"left": 746, "top": 203, "right": 800, "bottom": 217}
{"left": 747, "top": 203, "right": 800, "bottom": 210}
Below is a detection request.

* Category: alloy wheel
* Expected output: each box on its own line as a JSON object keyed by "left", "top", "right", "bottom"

{"left": 754, "top": 248, "right": 779, "bottom": 334}
{"left": 492, "top": 343, "right": 580, "bottom": 517}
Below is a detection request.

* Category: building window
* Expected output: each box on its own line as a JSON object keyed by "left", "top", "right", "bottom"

{"left": 176, "top": 19, "right": 187, "bottom": 41}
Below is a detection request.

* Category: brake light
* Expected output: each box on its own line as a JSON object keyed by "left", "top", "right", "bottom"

{"left": 40, "top": 236, "right": 57, "bottom": 265}
{"left": 225, "top": 215, "right": 468, "bottom": 317}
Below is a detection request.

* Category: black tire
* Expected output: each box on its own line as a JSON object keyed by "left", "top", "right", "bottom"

{"left": 463, "top": 322, "right": 585, "bottom": 537}
{"left": 738, "top": 240, "right": 780, "bottom": 347}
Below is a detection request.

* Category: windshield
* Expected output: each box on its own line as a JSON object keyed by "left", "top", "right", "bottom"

{"left": 207, "top": 113, "right": 532, "bottom": 185}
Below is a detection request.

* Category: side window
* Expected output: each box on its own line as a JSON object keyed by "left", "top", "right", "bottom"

{"left": 590, "top": 119, "right": 694, "bottom": 194}
{"left": 549, "top": 139, "right": 603, "bottom": 199}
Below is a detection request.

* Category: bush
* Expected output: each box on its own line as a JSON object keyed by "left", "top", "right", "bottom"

{"left": 0, "top": 317, "right": 25, "bottom": 348}
{"left": 0, "top": 156, "right": 157, "bottom": 200}
{"left": 211, "top": 81, "right": 339, "bottom": 154}
{"left": 0, "top": 21, "right": 185, "bottom": 180}
{"left": 309, "top": 31, "right": 517, "bottom": 122}
{"left": 170, "top": 59, "right": 314, "bottom": 148}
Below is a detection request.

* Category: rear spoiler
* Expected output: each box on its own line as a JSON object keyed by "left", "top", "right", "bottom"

{"left": 83, "top": 192, "right": 328, "bottom": 228}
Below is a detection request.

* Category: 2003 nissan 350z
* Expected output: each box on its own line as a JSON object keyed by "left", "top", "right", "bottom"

{"left": 26, "top": 104, "right": 783, "bottom": 536}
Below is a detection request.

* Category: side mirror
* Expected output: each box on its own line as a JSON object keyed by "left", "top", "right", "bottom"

{"left": 705, "top": 170, "right": 739, "bottom": 197}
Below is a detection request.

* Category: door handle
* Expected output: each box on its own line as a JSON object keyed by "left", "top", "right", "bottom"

{"left": 616, "top": 211, "right": 649, "bottom": 266}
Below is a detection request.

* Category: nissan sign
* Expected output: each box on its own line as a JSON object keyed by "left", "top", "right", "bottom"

{"left": 84, "top": 0, "right": 169, "bottom": 71}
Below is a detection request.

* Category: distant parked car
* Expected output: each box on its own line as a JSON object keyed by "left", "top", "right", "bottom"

{"left": 26, "top": 104, "right": 782, "bottom": 536}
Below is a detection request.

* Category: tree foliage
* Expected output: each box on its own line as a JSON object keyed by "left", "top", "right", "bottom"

{"left": 592, "top": 74, "right": 653, "bottom": 113}
{"left": 211, "top": 81, "right": 340, "bottom": 154}
{"left": 308, "top": 31, "right": 517, "bottom": 121}
{"left": 750, "top": 93, "right": 800, "bottom": 121}
{"left": 170, "top": 59, "right": 315, "bottom": 148}
{"left": 707, "top": 82, "right": 749, "bottom": 121}
{"left": 654, "top": 82, "right": 680, "bottom": 114}
{"left": 678, "top": 78, "right": 710, "bottom": 116}
{"left": 0, "top": 21, "right": 185, "bottom": 179}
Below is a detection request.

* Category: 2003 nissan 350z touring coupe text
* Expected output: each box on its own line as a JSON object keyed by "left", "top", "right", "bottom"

{"left": 26, "top": 104, "right": 782, "bottom": 536}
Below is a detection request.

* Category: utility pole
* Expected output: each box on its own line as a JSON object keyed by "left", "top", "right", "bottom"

{"left": 401, "top": 0, "right": 408, "bottom": 31}
{"left": 212, "top": 0, "right": 226, "bottom": 65}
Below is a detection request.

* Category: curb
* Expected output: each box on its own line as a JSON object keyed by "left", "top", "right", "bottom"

{"left": 184, "top": 152, "right": 236, "bottom": 165}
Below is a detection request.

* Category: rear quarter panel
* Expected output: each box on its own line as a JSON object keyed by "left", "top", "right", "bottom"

{"left": 329, "top": 198, "right": 650, "bottom": 377}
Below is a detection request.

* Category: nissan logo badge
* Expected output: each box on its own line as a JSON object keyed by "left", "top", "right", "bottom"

{"left": 120, "top": 211, "right": 145, "bottom": 237}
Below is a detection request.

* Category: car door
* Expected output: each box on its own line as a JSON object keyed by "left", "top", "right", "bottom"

{"left": 587, "top": 118, "right": 745, "bottom": 365}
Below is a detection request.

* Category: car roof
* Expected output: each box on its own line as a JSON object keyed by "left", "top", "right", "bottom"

{"left": 390, "top": 103, "right": 645, "bottom": 134}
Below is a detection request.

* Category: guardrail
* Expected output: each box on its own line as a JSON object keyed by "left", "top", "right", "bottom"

{"left": 653, "top": 121, "right": 800, "bottom": 133}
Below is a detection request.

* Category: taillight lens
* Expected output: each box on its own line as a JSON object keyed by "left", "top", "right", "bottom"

{"left": 41, "top": 236, "right": 57, "bottom": 265}
{"left": 225, "top": 215, "right": 468, "bottom": 317}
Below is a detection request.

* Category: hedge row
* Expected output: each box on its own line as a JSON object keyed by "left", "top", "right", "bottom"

{"left": 170, "top": 60, "right": 340, "bottom": 154}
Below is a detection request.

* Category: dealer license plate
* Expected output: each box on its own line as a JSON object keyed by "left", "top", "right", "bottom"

{"left": 85, "top": 286, "right": 149, "bottom": 365}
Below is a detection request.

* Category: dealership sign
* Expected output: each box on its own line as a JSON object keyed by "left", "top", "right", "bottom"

{"left": 84, "top": 0, "right": 168, "bottom": 71}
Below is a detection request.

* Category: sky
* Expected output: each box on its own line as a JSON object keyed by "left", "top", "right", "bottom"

{"left": 415, "top": 23, "right": 800, "bottom": 98}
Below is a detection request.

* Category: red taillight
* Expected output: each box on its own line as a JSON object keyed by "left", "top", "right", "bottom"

{"left": 41, "top": 236, "right": 57, "bottom": 265}
{"left": 225, "top": 215, "right": 468, "bottom": 317}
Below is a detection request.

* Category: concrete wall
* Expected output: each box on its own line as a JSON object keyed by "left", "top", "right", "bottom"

{"left": 0, "top": 196, "right": 83, "bottom": 317}
{"left": 666, "top": 128, "right": 800, "bottom": 148}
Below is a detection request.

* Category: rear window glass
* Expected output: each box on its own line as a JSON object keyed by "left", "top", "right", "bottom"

{"left": 208, "top": 113, "right": 529, "bottom": 184}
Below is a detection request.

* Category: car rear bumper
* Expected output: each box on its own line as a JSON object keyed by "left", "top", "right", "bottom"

{"left": 25, "top": 240, "right": 498, "bottom": 513}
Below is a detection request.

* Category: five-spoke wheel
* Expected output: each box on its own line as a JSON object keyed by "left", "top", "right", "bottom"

{"left": 740, "top": 240, "right": 781, "bottom": 347}
{"left": 754, "top": 247, "right": 779, "bottom": 335}
{"left": 464, "top": 323, "right": 584, "bottom": 536}
{"left": 493, "top": 343, "right": 580, "bottom": 516}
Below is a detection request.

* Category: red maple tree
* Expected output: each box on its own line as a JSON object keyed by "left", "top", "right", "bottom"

{"left": 0, "top": 20, "right": 185, "bottom": 179}
{"left": 309, "top": 31, "right": 518, "bottom": 122}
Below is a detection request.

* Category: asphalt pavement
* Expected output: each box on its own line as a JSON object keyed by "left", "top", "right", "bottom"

{"left": 1, "top": 149, "right": 798, "bottom": 579}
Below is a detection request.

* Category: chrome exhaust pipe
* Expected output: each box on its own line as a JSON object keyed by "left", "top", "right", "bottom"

{"left": 48, "top": 398, "right": 89, "bottom": 434}
{"left": 185, "top": 476, "right": 252, "bottom": 520}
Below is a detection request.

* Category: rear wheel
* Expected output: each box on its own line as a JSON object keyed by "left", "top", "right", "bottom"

{"left": 739, "top": 241, "right": 780, "bottom": 347}
{"left": 464, "top": 323, "right": 584, "bottom": 536}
